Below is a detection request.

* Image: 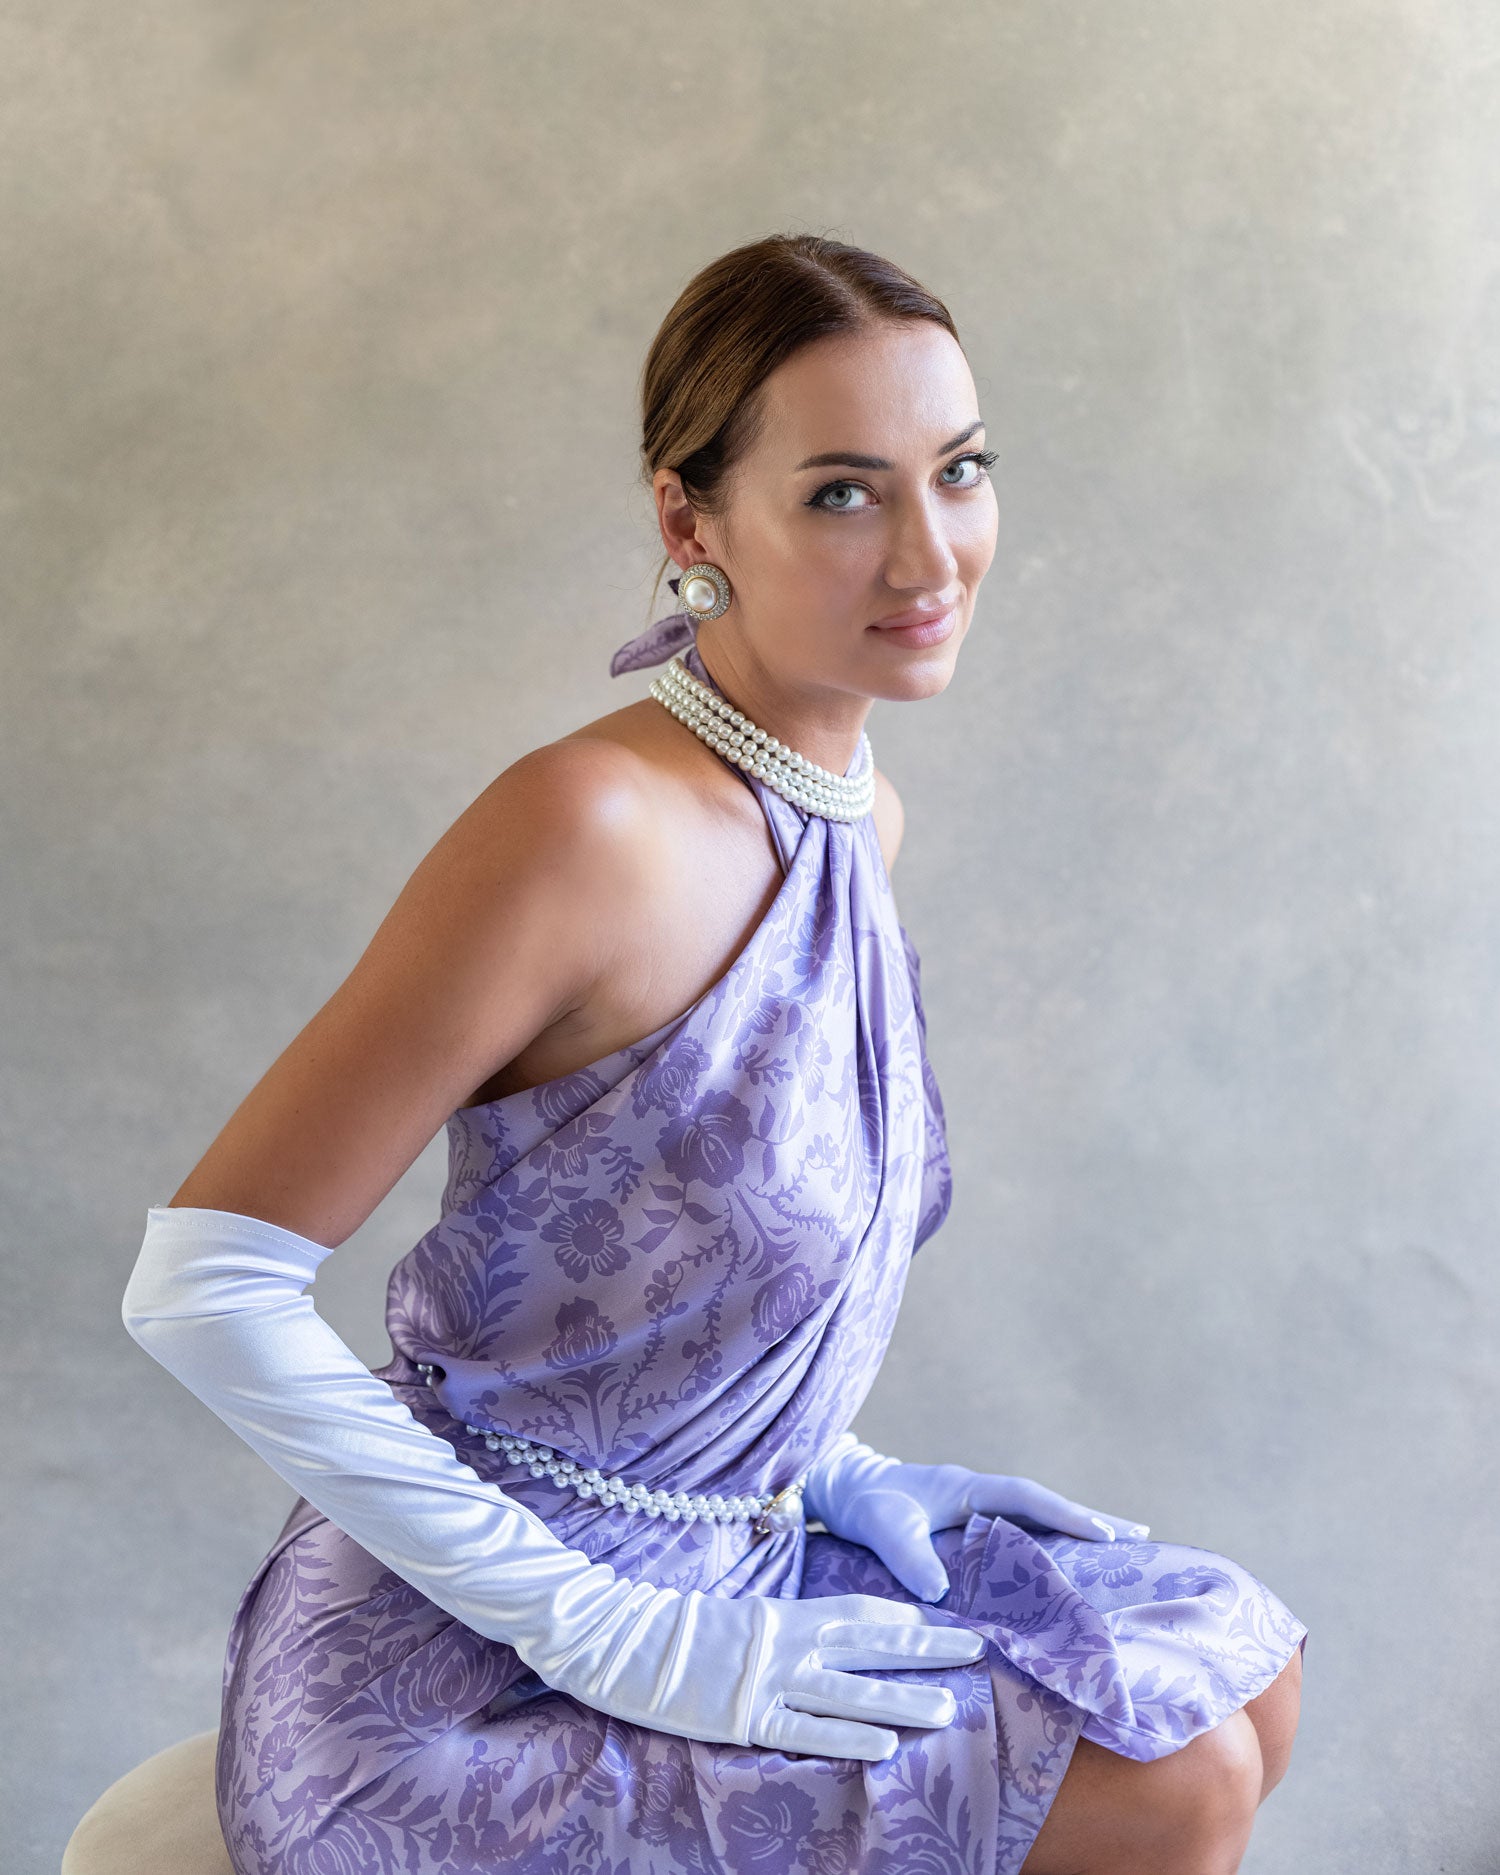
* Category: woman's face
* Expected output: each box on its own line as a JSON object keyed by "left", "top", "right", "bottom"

{"left": 664, "top": 319, "right": 999, "bottom": 709}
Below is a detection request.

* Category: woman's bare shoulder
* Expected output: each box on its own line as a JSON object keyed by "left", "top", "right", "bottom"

{"left": 465, "top": 694, "right": 699, "bottom": 820}
{"left": 445, "top": 711, "right": 702, "bottom": 919}
{"left": 411, "top": 719, "right": 689, "bottom": 1027}
{"left": 165, "top": 716, "right": 684, "bottom": 1245}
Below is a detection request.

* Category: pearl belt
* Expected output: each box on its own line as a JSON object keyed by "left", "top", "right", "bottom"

{"left": 416, "top": 1363, "right": 808, "bottom": 1536}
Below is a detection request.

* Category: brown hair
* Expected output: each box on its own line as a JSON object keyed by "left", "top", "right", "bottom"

{"left": 638, "top": 232, "right": 961, "bottom": 617}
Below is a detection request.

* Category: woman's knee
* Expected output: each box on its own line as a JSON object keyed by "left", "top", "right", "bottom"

{"left": 1124, "top": 1713, "right": 1263, "bottom": 1868}
{"left": 1240, "top": 1642, "right": 1304, "bottom": 1802}
{"left": 1020, "top": 1711, "right": 1263, "bottom": 1875}
{"left": 1188, "top": 1708, "right": 1265, "bottom": 1823}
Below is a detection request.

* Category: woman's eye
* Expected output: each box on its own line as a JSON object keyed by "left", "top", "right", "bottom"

{"left": 806, "top": 450, "right": 997, "bottom": 512}
{"left": 939, "top": 450, "right": 998, "bottom": 488}
{"left": 807, "top": 480, "right": 876, "bottom": 513}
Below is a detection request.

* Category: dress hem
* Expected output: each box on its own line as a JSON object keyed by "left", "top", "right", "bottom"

{"left": 1077, "top": 1619, "right": 1309, "bottom": 1763}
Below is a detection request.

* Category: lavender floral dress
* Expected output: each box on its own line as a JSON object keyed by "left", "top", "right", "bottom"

{"left": 215, "top": 623, "right": 1308, "bottom": 1875}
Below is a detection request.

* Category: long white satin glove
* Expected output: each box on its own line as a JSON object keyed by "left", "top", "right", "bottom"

{"left": 803, "top": 1431, "right": 1152, "bottom": 1603}
{"left": 123, "top": 1206, "right": 987, "bottom": 1759}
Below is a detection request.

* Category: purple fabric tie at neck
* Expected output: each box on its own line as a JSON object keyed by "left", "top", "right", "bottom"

{"left": 608, "top": 576, "right": 701, "bottom": 675}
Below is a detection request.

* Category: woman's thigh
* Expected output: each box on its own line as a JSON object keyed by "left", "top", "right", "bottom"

{"left": 1018, "top": 1708, "right": 1265, "bottom": 1875}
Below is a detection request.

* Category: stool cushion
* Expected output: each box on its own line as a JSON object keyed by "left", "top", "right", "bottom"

{"left": 61, "top": 1728, "right": 234, "bottom": 1875}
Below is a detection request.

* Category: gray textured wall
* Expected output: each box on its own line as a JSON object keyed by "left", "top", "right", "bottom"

{"left": 7, "top": 4, "right": 1498, "bottom": 1870}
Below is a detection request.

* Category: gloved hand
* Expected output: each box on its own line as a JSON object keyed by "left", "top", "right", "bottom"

{"left": 123, "top": 1206, "right": 988, "bottom": 1760}
{"left": 803, "top": 1431, "right": 1152, "bottom": 1604}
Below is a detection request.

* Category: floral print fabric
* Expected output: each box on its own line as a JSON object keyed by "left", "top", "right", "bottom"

{"left": 215, "top": 638, "right": 1307, "bottom": 1873}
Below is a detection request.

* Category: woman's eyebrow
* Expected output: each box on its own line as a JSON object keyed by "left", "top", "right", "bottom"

{"left": 792, "top": 418, "right": 985, "bottom": 474}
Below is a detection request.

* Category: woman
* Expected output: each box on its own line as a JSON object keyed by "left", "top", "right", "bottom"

{"left": 123, "top": 232, "right": 1307, "bottom": 1875}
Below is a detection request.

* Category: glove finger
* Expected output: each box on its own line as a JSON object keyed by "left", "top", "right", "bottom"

{"left": 1091, "top": 1505, "right": 1151, "bottom": 1538}
{"left": 968, "top": 1475, "right": 1147, "bottom": 1541}
{"left": 817, "top": 1591, "right": 962, "bottom": 1628}
{"left": 816, "top": 1616, "right": 987, "bottom": 1671}
{"left": 754, "top": 1703, "right": 899, "bottom": 1762}
{"left": 888, "top": 1461, "right": 976, "bottom": 1524}
{"left": 1051, "top": 1497, "right": 1151, "bottom": 1541}
{"left": 786, "top": 1665, "right": 958, "bottom": 1732}
{"left": 954, "top": 1472, "right": 1025, "bottom": 1518}
{"left": 871, "top": 1532, "right": 953, "bottom": 1605}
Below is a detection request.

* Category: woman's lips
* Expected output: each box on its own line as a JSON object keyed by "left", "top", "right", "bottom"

{"left": 869, "top": 604, "right": 957, "bottom": 647}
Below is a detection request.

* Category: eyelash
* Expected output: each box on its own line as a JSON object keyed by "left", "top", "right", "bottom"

{"left": 806, "top": 449, "right": 998, "bottom": 512}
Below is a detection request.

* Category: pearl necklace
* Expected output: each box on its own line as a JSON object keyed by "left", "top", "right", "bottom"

{"left": 648, "top": 653, "right": 876, "bottom": 822}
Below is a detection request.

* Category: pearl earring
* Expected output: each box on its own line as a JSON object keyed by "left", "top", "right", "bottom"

{"left": 676, "top": 561, "right": 732, "bottom": 621}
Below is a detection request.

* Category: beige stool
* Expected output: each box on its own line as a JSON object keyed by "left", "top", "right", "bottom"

{"left": 61, "top": 1729, "right": 234, "bottom": 1875}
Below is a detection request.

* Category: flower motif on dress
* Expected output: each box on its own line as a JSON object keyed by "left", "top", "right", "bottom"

{"left": 804, "top": 1808, "right": 867, "bottom": 1875}
{"left": 574, "top": 1721, "right": 637, "bottom": 1807}
{"left": 531, "top": 1069, "right": 613, "bottom": 1130}
{"left": 659, "top": 1088, "right": 754, "bottom": 1188}
{"left": 386, "top": 1627, "right": 499, "bottom": 1733}
{"left": 403, "top": 1240, "right": 489, "bottom": 1349}
{"left": 1049, "top": 1537, "right": 1153, "bottom": 1592}
{"left": 542, "top": 1198, "right": 631, "bottom": 1282}
{"left": 282, "top": 1811, "right": 399, "bottom": 1875}
{"left": 787, "top": 1008, "right": 836, "bottom": 1102}
{"left": 739, "top": 976, "right": 796, "bottom": 1039}
{"left": 542, "top": 1297, "right": 618, "bottom": 1370}
{"left": 632, "top": 1036, "right": 711, "bottom": 1118}
{"left": 251, "top": 1714, "right": 301, "bottom": 1785}
{"left": 750, "top": 1264, "right": 817, "bottom": 1344}
{"left": 720, "top": 1783, "right": 819, "bottom": 1873}
{"left": 1150, "top": 1565, "right": 1239, "bottom": 1616}
{"left": 951, "top": 1656, "right": 993, "bottom": 1733}
{"left": 535, "top": 1111, "right": 622, "bottom": 1183}
{"left": 630, "top": 1752, "right": 696, "bottom": 1849}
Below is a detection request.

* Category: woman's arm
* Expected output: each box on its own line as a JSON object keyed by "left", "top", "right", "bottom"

{"left": 168, "top": 736, "right": 662, "bottom": 1244}
{"left": 123, "top": 739, "right": 987, "bottom": 1759}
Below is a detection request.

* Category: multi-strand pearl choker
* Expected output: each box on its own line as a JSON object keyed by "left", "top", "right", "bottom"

{"left": 416, "top": 1364, "right": 807, "bottom": 1536}
{"left": 648, "top": 653, "right": 876, "bottom": 822}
